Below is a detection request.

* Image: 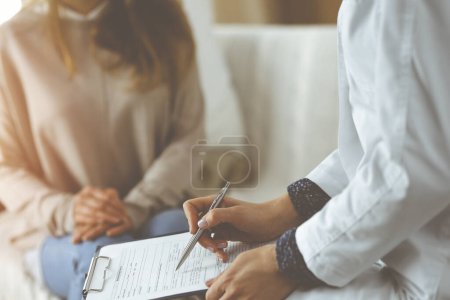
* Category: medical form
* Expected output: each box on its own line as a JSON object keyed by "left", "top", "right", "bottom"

{"left": 84, "top": 232, "right": 264, "bottom": 300}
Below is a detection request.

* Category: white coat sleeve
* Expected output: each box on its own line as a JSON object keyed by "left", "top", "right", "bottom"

{"left": 296, "top": 0, "right": 450, "bottom": 287}
{"left": 306, "top": 21, "right": 352, "bottom": 198}
{"left": 306, "top": 150, "right": 349, "bottom": 198}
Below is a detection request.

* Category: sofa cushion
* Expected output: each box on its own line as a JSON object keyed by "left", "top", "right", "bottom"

{"left": 0, "top": 212, "right": 59, "bottom": 300}
{"left": 214, "top": 25, "right": 339, "bottom": 201}
{"left": 182, "top": 0, "right": 244, "bottom": 140}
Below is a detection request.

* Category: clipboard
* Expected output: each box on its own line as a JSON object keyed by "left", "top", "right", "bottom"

{"left": 82, "top": 249, "right": 206, "bottom": 300}
{"left": 82, "top": 251, "right": 111, "bottom": 298}
{"left": 81, "top": 231, "right": 210, "bottom": 300}
{"left": 82, "top": 231, "right": 265, "bottom": 300}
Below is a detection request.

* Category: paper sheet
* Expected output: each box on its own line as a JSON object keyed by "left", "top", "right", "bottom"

{"left": 86, "top": 232, "right": 260, "bottom": 300}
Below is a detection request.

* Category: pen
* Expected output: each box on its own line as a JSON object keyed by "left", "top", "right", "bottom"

{"left": 176, "top": 181, "right": 231, "bottom": 271}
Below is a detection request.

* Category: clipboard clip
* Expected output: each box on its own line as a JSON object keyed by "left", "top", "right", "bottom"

{"left": 82, "top": 255, "right": 111, "bottom": 298}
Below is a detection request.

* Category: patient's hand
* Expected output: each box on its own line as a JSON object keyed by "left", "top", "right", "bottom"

{"left": 72, "top": 187, "right": 133, "bottom": 243}
{"left": 73, "top": 187, "right": 124, "bottom": 225}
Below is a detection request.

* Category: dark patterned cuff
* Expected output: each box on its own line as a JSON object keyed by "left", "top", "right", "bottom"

{"left": 276, "top": 228, "right": 326, "bottom": 288}
{"left": 287, "top": 178, "right": 331, "bottom": 224}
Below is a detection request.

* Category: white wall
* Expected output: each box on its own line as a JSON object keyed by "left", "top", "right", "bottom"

{"left": 0, "top": 0, "right": 21, "bottom": 25}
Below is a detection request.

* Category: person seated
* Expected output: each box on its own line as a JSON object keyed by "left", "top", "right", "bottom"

{"left": 0, "top": 1, "right": 204, "bottom": 299}
{"left": 183, "top": 1, "right": 450, "bottom": 299}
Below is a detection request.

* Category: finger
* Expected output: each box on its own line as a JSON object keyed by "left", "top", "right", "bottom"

{"left": 75, "top": 206, "right": 123, "bottom": 224}
{"left": 77, "top": 197, "right": 127, "bottom": 220}
{"left": 78, "top": 187, "right": 123, "bottom": 215}
{"left": 210, "top": 233, "right": 228, "bottom": 249}
{"left": 94, "top": 210, "right": 123, "bottom": 223}
{"left": 205, "top": 276, "right": 218, "bottom": 287}
{"left": 91, "top": 205, "right": 125, "bottom": 223}
{"left": 186, "top": 195, "right": 217, "bottom": 211}
{"left": 219, "top": 292, "right": 236, "bottom": 300}
{"left": 215, "top": 249, "right": 229, "bottom": 263}
{"left": 72, "top": 232, "right": 81, "bottom": 244}
{"left": 212, "top": 239, "right": 228, "bottom": 249}
{"left": 82, "top": 224, "right": 109, "bottom": 241}
{"left": 106, "top": 220, "right": 133, "bottom": 237}
{"left": 83, "top": 189, "right": 125, "bottom": 212}
{"left": 102, "top": 188, "right": 126, "bottom": 211}
{"left": 74, "top": 208, "right": 111, "bottom": 225}
{"left": 105, "top": 188, "right": 119, "bottom": 200}
{"left": 197, "top": 235, "right": 216, "bottom": 250}
{"left": 211, "top": 226, "right": 233, "bottom": 241}
{"left": 182, "top": 201, "right": 197, "bottom": 234}
{"left": 213, "top": 226, "right": 252, "bottom": 243}
{"left": 183, "top": 196, "right": 216, "bottom": 234}
{"left": 196, "top": 234, "right": 229, "bottom": 254}
{"left": 80, "top": 186, "right": 94, "bottom": 196}
{"left": 82, "top": 225, "right": 109, "bottom": 241}
{"left": 205, "top": 272, "right": 226, "bottom": 300}
{"left": 72, "top": 225, "right": 91, "bottom": 244}
{"left": 198, "top": 207, "right": 239, "bottom": 230}
{"left": 72, "top": 235, "right": 82, "bottom": 244}
{"left": 74, "top": 212, "right": 120, "bottom": 226}
{"left": 74, "top": 213, "right": 97, "bottom": 225}
{"left": 184, "top": 195, "right": 240, "bottom": 217}
{"left": 88, "top": 188, "right": 109, "bottom": 201}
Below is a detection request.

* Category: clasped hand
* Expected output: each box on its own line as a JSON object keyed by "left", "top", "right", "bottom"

{"left": 72, "top": 187, "right": 133, "bottom": 244}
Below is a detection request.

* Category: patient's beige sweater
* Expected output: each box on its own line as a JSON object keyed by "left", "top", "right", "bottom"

{"left": 0, "top": 4, "right": 204, "bottom": 250}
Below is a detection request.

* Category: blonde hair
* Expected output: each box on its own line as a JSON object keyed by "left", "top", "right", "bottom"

{"left": 47, "top": 0, "right": 76, "bottom": 74}
{"left": 36, "top": 0, "right": 195, "bottom": 91}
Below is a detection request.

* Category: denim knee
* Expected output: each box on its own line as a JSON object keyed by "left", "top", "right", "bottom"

{"left": 139, "top": 208, "right": 188, "bottom": 238}
{"left": 74, "top": 233, "right": 134, "bottom": 273}
{"left": 41, "top": 233, "right": 134, "bottom": 297}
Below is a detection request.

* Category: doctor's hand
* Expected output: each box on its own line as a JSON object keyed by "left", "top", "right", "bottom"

{"left": 183, "top": 194, "right": 300, "bottom": 261}
{"left": 205, "top": 244, "right": 298, "bottom": 300}
{"left": 72, "top": 187, "right": 133, "bottom": 243}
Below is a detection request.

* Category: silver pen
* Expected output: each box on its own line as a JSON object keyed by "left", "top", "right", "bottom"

{"left": 176, "top": 181, "right": 231, "bottom": 271}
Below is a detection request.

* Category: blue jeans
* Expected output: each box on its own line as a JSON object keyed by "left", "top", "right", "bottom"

{"left": 41, "top": 209, "right": 188, "bottom": 300}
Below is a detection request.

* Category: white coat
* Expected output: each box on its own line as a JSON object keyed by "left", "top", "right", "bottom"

{"left": 289, "top": 1, "right": 450, "bottom": 299}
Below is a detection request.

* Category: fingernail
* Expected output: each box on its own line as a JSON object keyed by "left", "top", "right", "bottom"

{"left": 217, "top": 242, "right": 227, "bottom": 249}
{"left": 207, "top": 247, "right": 215, "bottom": 253}
{"left": 197, "top": 218, "right": 208, "bottom": 229}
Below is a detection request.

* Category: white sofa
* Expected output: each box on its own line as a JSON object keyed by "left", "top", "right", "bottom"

{"left": 217, "top": 25, "right": 339, "bottom": 202}
{"left": 0, "top": 25, "right": 339, "bottom": 300}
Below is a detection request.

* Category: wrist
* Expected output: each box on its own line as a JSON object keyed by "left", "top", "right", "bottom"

{"left": 64, "top": 196, "right": 75, "bottom": 232}
{"left": 287, "top": 178, "right": 331, "bottom": 224}
{"left": 263, "top": 244, "right": 279, "bottom": 273}
{"left": 276, "top": 228, "right": 325, "bottom": 288}
{"left": 124, "top": 203, "right": 148, "bottom": 230}
{"left": 267, "top": 195, "right": 301, "bottom": 236}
